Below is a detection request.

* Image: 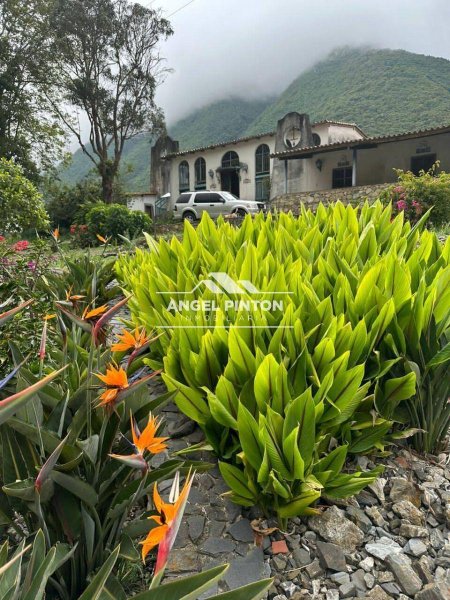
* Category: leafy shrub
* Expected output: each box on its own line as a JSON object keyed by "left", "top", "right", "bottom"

{"left": 383, "top": 162, "right": 450, "bottom": 226}
{"left": 116, "top": 204, "right": 450, "bottom": 520}
{"left": 0, "top": 238, "right": 56, "bottom": 369}
{"left": 44, "top": 178, "right": 103, "bottom": 230}
{"left": 0, "top": 158, "right": 49, "bottom": 233}
{"left": 86, "top": 203, "right": 151, "bottom": 241}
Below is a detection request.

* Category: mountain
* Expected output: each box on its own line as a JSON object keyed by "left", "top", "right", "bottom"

{"left": 58, "top": 97, "right": 273, "bottom": 192}
{"left": 170, "top": 97, "right": 274, "bottom": 150}
{"left": 245, "top": 47, "right": 450, "bottom": 137}
{"left": 59, "top": 47, "right": 450, "bottom": 191}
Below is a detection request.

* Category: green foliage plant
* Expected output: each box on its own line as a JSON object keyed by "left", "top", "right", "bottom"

{"left": 384, "top": 162, "right": 450, "bottom": 226}
{"left": 0, "top": 158, "right": 49, "bottom": 233}
{"left": 116, "top": 203, "right": 450, "bottom": 521}
{"left": 0, "top": 299, "right": 272, "bottom": 599}
{"left": 86, "top": 204, "right": 151, "bottom": 243}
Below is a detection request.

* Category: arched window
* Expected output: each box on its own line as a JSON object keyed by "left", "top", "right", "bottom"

{"left": 255, "top": 144, "right": 270, "bottom": 201}
{"left": 194, "top": 157, "right": 206, "bottom": 190}
{"left": 255, "top": 144, "right": 270, "bottom": 175}
{"left": 179, "top": 161, "right": 189, "bottom": 193}
{"left": 221, "top": 151, "right": 240, "bottom": 168}
{"left": 312, "top": 133, "right": 321, "bottom": 146}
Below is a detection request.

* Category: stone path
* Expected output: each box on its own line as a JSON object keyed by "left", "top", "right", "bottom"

{"left": 147, "top": 376, "right": 450, "bottom": 599}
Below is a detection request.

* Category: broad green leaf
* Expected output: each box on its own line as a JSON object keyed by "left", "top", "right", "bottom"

{"left": 78, "top": 546, "right": 120, "bottom": 600}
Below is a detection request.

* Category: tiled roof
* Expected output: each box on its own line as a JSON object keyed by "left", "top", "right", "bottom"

{"left": 271, "top": 123, "right": 450, "bottom": 159}
{"left": 162, "top": 120, "right": 364, "bottom": 158}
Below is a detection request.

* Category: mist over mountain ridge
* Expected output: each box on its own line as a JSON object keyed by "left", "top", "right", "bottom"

{"left": 59, "top": 47, "right": 450, "bottom": 192}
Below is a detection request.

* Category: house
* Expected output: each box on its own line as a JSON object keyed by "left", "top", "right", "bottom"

{"left": 149, "top": 112, "right": 450, "bottom": 211}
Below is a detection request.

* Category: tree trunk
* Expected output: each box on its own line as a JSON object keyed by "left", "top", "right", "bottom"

{"left": 101, "top": 172, "right": 114, "bottom": 204}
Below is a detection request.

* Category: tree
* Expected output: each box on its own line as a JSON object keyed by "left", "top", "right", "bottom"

{"left": 51, "top": 0, "right": 173, "bottom": 203}
{"left": 0, "top": 0, "right": 65, "bottom": 181}
{"left": 0, "top": 158, "right": 50, "bottom": 232}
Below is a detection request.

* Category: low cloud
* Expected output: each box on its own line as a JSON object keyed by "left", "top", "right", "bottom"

{"left": 151, "top": 0, "right": 450, "bottom": 125}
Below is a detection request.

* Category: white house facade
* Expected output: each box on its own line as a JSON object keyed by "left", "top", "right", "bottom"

{"left": 149, "top": 112, "right": 450, "bottom": 211}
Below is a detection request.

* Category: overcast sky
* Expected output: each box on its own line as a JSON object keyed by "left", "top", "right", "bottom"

{"left": 69, "top": 0, "right": 450, "bottom": 148}
{"left": 145, "top": 0, "right": 450, "bottom": 125}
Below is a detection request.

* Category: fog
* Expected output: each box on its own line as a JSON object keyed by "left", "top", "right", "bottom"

{"left": 148, "top": 0, "right": 450, "bottom": 125}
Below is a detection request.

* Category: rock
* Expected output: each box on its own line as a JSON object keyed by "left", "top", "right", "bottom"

{"left": 330, "top": 572, "right": 350, "bottom": 585}
{"left": 430, "top": 528, "right": 446, "bottom": 549}
{"left": 280, "top": 581, "right": 298, "bottom": 597}
{"left": 445, "top": 503, "right": 450, "bottom": 525}
{"left": 166, "top": 545, "right": 201, "bottom": 572}
{"left": 360, "top": 556, "right": 375, "bottom": 572}
{"left": 366, "top": 506, "right": 389, "bottom": 528}
{"left": 316, "top": 541, "right": 347, "bottom": 572}
{"left": 273, "top": 554, "right": 288, "bottom": 571}
{"left": 326, "top": 591, "right": 340, "bottom": 600}
{"left": 368, "top": 478, "right": 387, "bottom": 503}
{"left": 416, "top": 555, "right": 436, "bottom": 584}
{"left": 366, "top": 585, "right": 393, "bottom": 599}
{"left": 346, "top": 506, "right": 372, "bottom": 533}
{"left": 365, "top": 537, "right": 402, "bottom": 560}
{"left": 223, "top": 547, "right": 270, "bottom": 590}
{"left": 378, "top": 571, "right": 395, "bottom": 583}
{"left": 385, "top": 552, "right": 423, "bottom": 596}
{"left": 389, "top": 477, "right": 421, "bottom": 507}
{"left": 351, "top": 568, "right": 367, "bottom": 591}
{"left": 398, "top": 523, "right": 428, "bottom": 538}
{"left": 392, "top": 500, "right": 424, "bottom": 526}
{"left": 308, "top": 506, "right": 364, "bottom": 552}
{"left": 364, "top": 573, "right": 376, "bottom": 589}
{"left": 167, "top": 415, "right": 196, "bottom": 438}
{"left": 201, "top": 537, "right": 235, "bottom": 556}
{"left": 291, "top": 547, "right": 312, "bottom": 567}
{"left": 403, "top": 538, "right": 428, "bottom": 557}
{"left": 188, "top": 515, "right": 205, "bottom": 542}
{"left": 339, "top": 581, "right": 356, "bottom": 598}
{"left": 292, "top": 548, "right": 313, "bottom": 567}
{"left": 227, "top": 518, "right": 254, "bottom": 543}
{"left": 305, "top": 558, "right": 324, "bottom": 578}
{"left": 415, "top": 583, "right": 449, "bottom": 600}
{"left": 381, "top": 581, "right": 402, "bottom": 596}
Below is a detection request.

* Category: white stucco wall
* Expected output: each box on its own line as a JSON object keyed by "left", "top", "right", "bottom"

{"left": 166, "top": 134, "right": 275, "bottom": 206}
{"left": 127, "top": 194, "right": 157, "bottom": 215}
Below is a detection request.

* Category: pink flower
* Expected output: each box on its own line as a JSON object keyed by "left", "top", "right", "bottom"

{"left": 393, "top": 186, "right": 404, "bottom": 194}
{"left": 27, "top": 261, "right": 37, "bottom": 272}
{"left": 412, "top": 200, "right": 423, "bottom": 215}
{"left": 13, "top": 240, "right": 29, "bottom": 252}
{"left": 0, "top": 235, "right": 5, "bottom": 243}
{"left": 70, "top": 225, "right": 76, "bottom": 234}
{"left": 396, "top": 200, "right": 407, "bottom": 211}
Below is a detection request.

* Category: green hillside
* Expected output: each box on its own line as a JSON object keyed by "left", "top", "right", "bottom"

{"left": 59, "top": 97, "right": 272, "bottom": 191}
{"left": 245, "top": 47, "right": 450, "bottom": 137}
{"left": 60, "top": 47, "right": 450, "bottom": 191}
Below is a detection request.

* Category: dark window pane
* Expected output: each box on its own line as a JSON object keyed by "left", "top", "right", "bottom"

{"left": 209, "top": 193, "right": 222, "bottom": 202}
{"left": 194, "top": 193, "right": 211, "bottom": 203}
{"left": 255, "top": 144, "right": 270, "bottom": 175}
{"left": 176, "top": 193, "right": 190, "bottom": 204}
{"left": 312, "top": 133, "right": 321, "bottom": 146}
{"left": 179, "top": 161, "right": 190, "bottom": 192}
{"left": 332, "top": 167, "right": 353, "bottom": 189}
{"left": 222, "top": 151, "right": 239, "bottom": 168}
{"left": 410, "top": 154, "right": 436, "bottom": 176}
{"left": 195, "top": 157, "right": 206, "bottom": 189}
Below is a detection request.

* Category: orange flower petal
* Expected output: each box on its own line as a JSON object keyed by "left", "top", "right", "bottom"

{"left": 140, "top": 524, "right": 168, "bottom": 561}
